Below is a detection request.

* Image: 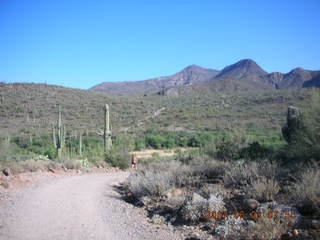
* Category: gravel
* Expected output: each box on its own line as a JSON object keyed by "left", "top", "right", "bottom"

{"left": 0, "top": 172, "right": 183, "bottom": 240}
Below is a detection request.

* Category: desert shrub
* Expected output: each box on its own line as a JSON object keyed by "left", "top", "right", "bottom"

{"left": 239, "top": 141, "right": 271, "bottom": 160}
{"left": 223, "top": 161, "right": 259, "bottom": 187}
{"left": 126, "top": 161, "right": 181, "bottom": 198}
{"left": 145, "top": 135, "right": 167, "bottom": 149}
{"left": 126, "top": 160, "right": 202, "bottom": 199}
{"left": 94, "top": 159, "right": 109, "bottom": 168}
{"left": 223, "top": 161, "right": 283, "bottom": 189}
{"left": 46, "top": 160, "right": 61, "bottom": 170}
{"left": 215, "top": 215, "right": 246, "bottom": 239}
{"left": 180, "top": 193, "right": 225, "bottom": 223}
{"left": 151, "top": 214, "right": 166, "bottom": 225}
{"left": 181, "top": 199, "right": 208, "bottom": 222}
{"left": 199, "top": 184, "right": 229, "bottom": 199}
{"left": 257, "top": 161, "right": 285, "bottom": 180}
{"left": 207, "top": 193, "right": 225, "bottom": 212}
{"left": 215, "top": 138, "right": 240, "bottom": 161}
{"left": 189, "top": 157, "right": 229, "bottom": 180}
{"left": 290, "top": 167, "right": 320, "bottom": 216}
{"left": 134, "top": 137, "right": 146, "bottom": 150}
{"left": 203, "top": 141, "right": 216, "bottom": 157}
{"left": 0, "top": 139, "right": 14, "bottom": 168}
{"left": 19, "top": 159, "right": 48, "bottom": 172}
{"left": 175, "top": 148, "right": 201, "bottom": 165}
{"left": 43, "top": 146, "right": 57, "bottom": 160}
{"left": 246, "top": 218, "right": 290, "bottom": 240}
{"left": 62, "top": 159, "right": 82, "bottom": 170}
{"left": 215, "top": 133, "right": 247, "bottom": 161}
{"left": 105, "top": 148, "right": 130, "bottom": 170}
{"left": 246, "top": 177, "right": 280, "bottom": 202}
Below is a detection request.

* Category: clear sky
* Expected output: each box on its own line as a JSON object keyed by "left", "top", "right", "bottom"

{"left": 0, "top": 0, "right": 319, "bottom": 89}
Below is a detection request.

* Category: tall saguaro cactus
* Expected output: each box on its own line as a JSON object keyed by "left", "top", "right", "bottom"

{"left": 104, "top": 104, "right": 112, "bottom": 153}
{"left": 55, "top": 105, "right": 65, "bottom": 159}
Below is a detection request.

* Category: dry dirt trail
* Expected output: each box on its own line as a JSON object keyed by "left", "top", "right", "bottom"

{"left": 0, "top": 172, "right": 182, "bottom": 240}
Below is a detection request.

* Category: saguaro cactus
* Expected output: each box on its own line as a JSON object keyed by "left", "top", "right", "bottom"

{"left": 56, "top": 105, "right": 65, "bottom": 159}
{"left": 104, "top": 104, "right": 112, "bottom": 153}
{"left": 52, "top": 123, "right": 57, "bottom": 148}
{"left": 282, "top": 106, "right": 303, "bottom": 143}
{"left": 79, "top": 132, "right": 83, "bottom": 157}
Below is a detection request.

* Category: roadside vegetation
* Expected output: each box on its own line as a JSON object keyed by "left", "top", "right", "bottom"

{"left": 122, "top": 90, "right": 320, "bottom": 240}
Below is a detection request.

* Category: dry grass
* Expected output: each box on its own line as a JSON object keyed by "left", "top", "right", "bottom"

{"left": 126, "top": 161, "right": 186, "bottom": 198}
{"left": 247, "top": 177, "right": 280, "bottom": 201}
{"left": 199, "top": 184, "right": 229, "bottom": 199}
{"left": 189, "top": 157, "right": 229, "bottom": 180}
{"left": 247, "top": 218, "right": 290, "bottom": 240}
{"left": 290, "top": 167, "right": 320, "bottom": 216}
{"left": 62, "top": 159, "right": 82, "bottom": 170}
{"left": 223, "top": 161, "right": 283, "bottom": 189}
{"left": 151, "top": 214, "right": 166, "bottom": 225}
{"left": 129, "top": 147, "right": 194, "bottom": 160}
{"left": 223, "top": 161, "right": 259, "bottom": 187}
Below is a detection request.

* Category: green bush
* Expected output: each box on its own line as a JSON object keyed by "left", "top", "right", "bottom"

{"left": 134, "top": 137, "right": 146, "bottom": 150}
{"left": 246, "top": 176, "right": 280, "bottom": 202}
{"left": 239, "top": 141, "right": 271, "bottom": 160}
{"left": 105, "top": 148, "right": 130, "bottom": 170}
{"left": 215, "top": 138, "right": 240, "bottom": 161}
{"left": 145, "top": 135, "right": 167, "bottom": 149}
{"left": 290, "top": 167, "right": 320, "bottom": 216}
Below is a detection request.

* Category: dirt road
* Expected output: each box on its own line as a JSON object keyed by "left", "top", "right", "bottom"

{"left": 0, "top": 172, "right": 182, "bottom": 240}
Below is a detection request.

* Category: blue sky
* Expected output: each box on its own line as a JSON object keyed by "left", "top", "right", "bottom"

{"left": 0, "top": 0, "right": 319, "bottom": 89}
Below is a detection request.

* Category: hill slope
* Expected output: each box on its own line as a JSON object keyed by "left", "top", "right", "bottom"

{"left": 161, "top": 60, "right": 320, "bottom": 96}
{"left": 0, "top": 82, "right": 311, "bottom": 136}
{"left": 91, "top": 59, "right": 320, "bottom": 96}
{"left": 91, "top": 65, "right": 219, "bottom": 96}
{"left": 0, "top": 82, "right": 160, "bottom": 135}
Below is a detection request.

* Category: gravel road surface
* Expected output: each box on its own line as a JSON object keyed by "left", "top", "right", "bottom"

{"left": 0, "top": 172, "right": 183, "bottom": 240}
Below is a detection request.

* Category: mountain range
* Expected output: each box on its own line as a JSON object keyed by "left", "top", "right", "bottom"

{"left": 90, "top": 59, "right": 320, "bottom": 96}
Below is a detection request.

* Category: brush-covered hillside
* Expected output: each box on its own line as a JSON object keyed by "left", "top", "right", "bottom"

{"left": 0, "top": 82, "right": 312, "bottom": 137}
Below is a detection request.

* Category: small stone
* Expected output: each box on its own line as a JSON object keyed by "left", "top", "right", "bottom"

{"left": 244, "top": 199, "right": 260, "bottom": 210}
{"left": 164, "top": 188, "right": 184, "bottom": 199}
{"left": 192, "top": 193, "right": 205, "bottom": 203}
{"left": 202, "top": 223, "right": 214, "bottom": 232}
{"left": 292, "top": 229, "right": 299, "bottom": 236}
{"left": 48, "top": 168, "right": 55, "bottom": 173}
{"left": 2, "top": 168, "right": 11, "bottom": 176}
{"left": 247, "top": 220, "right": 256, "bottom": 228}
{"left": 281, "top": 233, "right": 292, "bottom": 240}
{"left": 311, "top": 220, "right": 320, "bottom": 230}
{"left": 186, "top": 232, "right": 201, "bottom": 240}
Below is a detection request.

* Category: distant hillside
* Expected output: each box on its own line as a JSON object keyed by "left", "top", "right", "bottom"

{"left": 215, "top": 59, "right": 267, "bottom": 82}
{"left": 0, "top": 82, "right": 312, "bottom": 136}
{"left": 264, "top": 68, "right": 320, "bottom": 88}
{"left": 91, "top": 65, "right": 219, "bottom": 96}
{"left": 0, "top": 82, "right": 160, "bottom": 135}
{"left": 161, "top": 60, "right": 320, "bottom": 96}
{"left": 91, "top": 59, "right": 320, "bottom": 96}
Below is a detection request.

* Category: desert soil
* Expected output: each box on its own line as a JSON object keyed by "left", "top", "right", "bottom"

{"left": 129, "top": 147, "right": 196, "bottom": 160}
{"left": 0, "top": 172, "right": 183, "bottom": 240}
